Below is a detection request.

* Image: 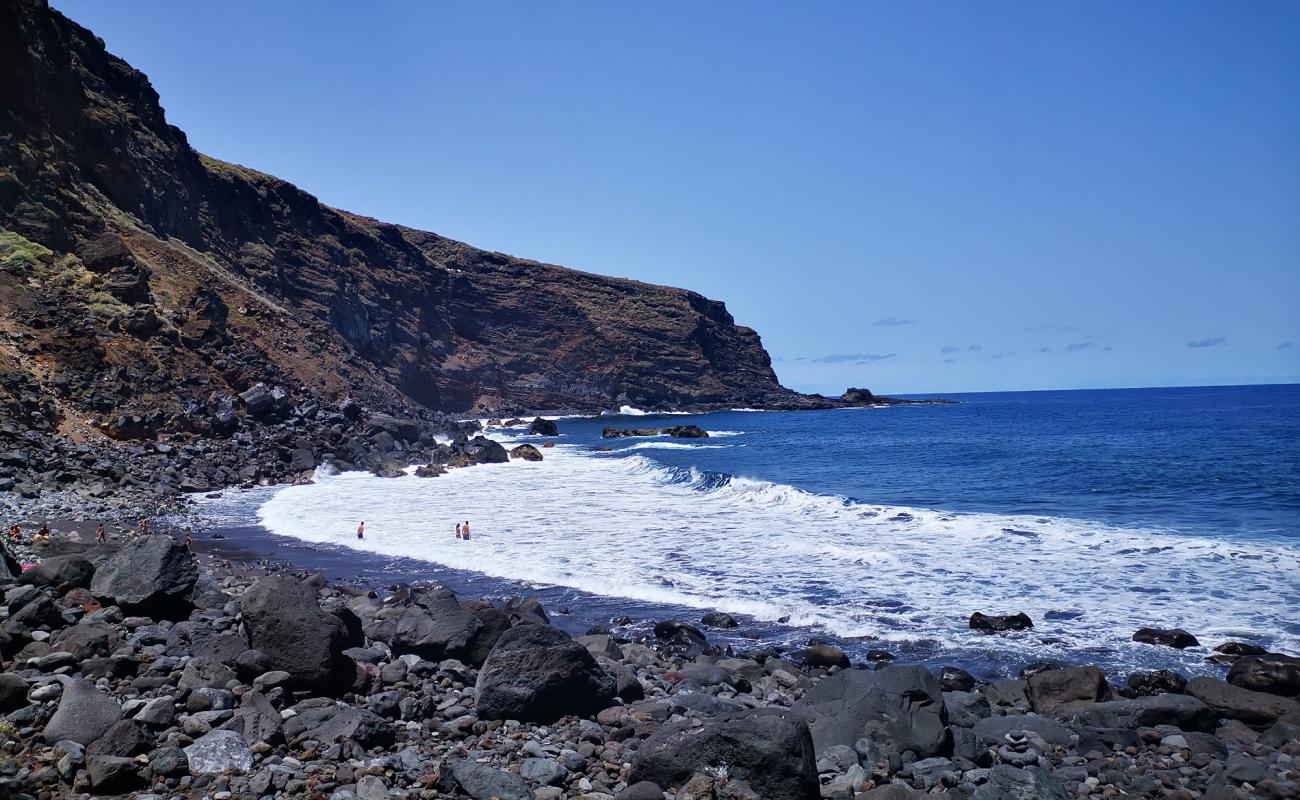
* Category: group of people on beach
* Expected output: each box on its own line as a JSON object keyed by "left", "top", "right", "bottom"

{"left": 354, "top": 521, "right": 474, "bottom": 541}
{"left": 5, "top": 523, "right": 52, "bottom": 544}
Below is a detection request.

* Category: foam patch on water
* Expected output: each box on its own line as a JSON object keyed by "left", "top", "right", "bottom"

{"left": 706, "top": 430, "right": 745, "bottom": 437}
{"left": 625, "top": 442, "right": 732, "bottom": 450}
{"left": 255, "top": 443, "right": 1300, "bottom": 672}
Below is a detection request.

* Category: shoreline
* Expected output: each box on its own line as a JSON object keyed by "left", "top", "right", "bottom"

{"left": 1, "top": 522, "right": 1297, "bottom": 798}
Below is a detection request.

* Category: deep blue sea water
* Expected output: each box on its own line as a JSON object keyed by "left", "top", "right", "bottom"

{"left": 202, "top": 384, "right": 1300, "bottom": 679}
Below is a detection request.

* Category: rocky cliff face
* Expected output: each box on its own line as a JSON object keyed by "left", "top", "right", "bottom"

{"left": 0, "top": 0, "right": 791, "bottom": 449}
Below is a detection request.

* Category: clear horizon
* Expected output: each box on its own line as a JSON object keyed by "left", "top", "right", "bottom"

{"left": 53, "top": 1, "right": 1300, "bottom": 395}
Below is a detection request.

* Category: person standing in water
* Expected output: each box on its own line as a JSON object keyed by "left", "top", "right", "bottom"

{"left": 455, "top": 522, "right": 462, "bottom": 539}
{"left": 357, "top": 521, "right": 365, "bottom": 540}
{"left": 462, "top": 520, "right": 471, "bottom": 540}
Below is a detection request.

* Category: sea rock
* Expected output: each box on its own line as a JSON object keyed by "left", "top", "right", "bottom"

{"left": 43, "top": 679, "right": 122, "bottom": 744}
{"left": 1124, "top": 669, "right": 1187, "bottom": 697}
{"left": 528, "top": 417, "right": 558, "bottom": 436}
{"left": 89, "top": 534, "right": 197, "bottom": 617}
{"left": 475, "top": 623, "right": 616, "bottom": 722}
{"left": 1132, "top": 627, "right": 1200, "bottom": 649}
{"left": 629, "top": 708, "right": 819, "bottom": 800}
{"left": 793, "top": 665, "right": 950, "bottom": 758}
{"left": 241, "top": 575, "right": 354, "bottom": 690}
{"left": 184, "top": 729, "right": 254, "bottom": 774}
{"left": 663, "top": 424, "right": 708, "bottom": 438}
{"left": 1227, "top": 653, "right": 1300, "bottom": 696}
{"left": 970, "top": 612, "right": 1033, "bottom": 633}
{"left": 701, "top": 610, "right": 739, "bottom": 629}
{"left": 940, "top": 666, "right": 976, "bottom": 692}
{"left": 1186, "top": 676, "right": 1300, "bottom": 726}
{"left": 800, "top": 643, "right": 850, "bottom": 670}
{"left": 510, "top": 444, "right": 544, "bottom": 461}
{"left": 1027, "top": 666, "right": 1110, "bottom": 716}
{"left": 461, "top": 436, "right": 509, "bottom": 464}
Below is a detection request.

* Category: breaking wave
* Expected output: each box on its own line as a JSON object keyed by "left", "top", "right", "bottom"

{"left": 254, "top": 441, "right": 1300, "bottom": 671}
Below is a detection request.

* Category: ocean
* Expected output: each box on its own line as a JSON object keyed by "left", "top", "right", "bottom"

{"left": 199, "top": 383, "right": 1300, "bottom": 679}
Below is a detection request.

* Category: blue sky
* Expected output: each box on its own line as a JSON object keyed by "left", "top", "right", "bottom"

{"left": 55, "top": 1, "right": 1299, "bottom": 394}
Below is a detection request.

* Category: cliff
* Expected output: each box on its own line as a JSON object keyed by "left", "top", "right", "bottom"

{"left": 0, "top": 0, "right": 793, "bottom": 448}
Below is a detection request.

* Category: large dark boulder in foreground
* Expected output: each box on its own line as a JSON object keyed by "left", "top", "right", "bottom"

{"left": 19, "top": 553, "right": 93, "bottom": 591}
{"left": 50, "top": 620, "right": 121, "bottom": 660}
{"left": 43, "top": 679, "right": 122, "bottom": 744}
{"left": 476, "top": 624, "right": 615, "bottom": 722}
{"left": 1028, "top": 666, "right": 1110, "bottom": 717}
{"left": 89, "top": 535, "right": 197, "bottom": 618}
{"left": 1186, "top": 676, "right": 1300, "bottom": 726}
{"left": 793, "top": 664, "right": 950, "bottom": 758}
{"left": 1227, "top": 653, "right": 1300, "bottom": 697}
{"left": 630, "top": 708, "right": 818, "bottom": 800}
{"left": 970, "top": 612, "right": 1033, "bottom": 633}
{"left": 1132, "top": 627, "right": 1200, "bottom": 649}
{"left": 370, "top": 585, "right": 500, "bottom": 667}
{"left": 242, "top": 575, "right": 354, "bottom": 691}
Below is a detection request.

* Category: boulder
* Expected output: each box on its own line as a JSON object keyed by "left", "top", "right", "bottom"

{"left": 371, "top": 585, "right": 498, "bottom": 666}
{"left": 971, "top": 715, "right": 1076, "bottom": 749}
{"left": 86, "top": 719, "right": 151, "bottom": 757}
{"left": 663, "top": 425, "right": 709, "bottom": 438}
{"left": 0, "top": 543, "right": 22, "bottom": 583}
{"left": 0, "top": 672, "right": 27, "bottom": 711}
{"left": 448, "top": 758, "right": 535, "bottom": 800}
{"left": 43, "top": 679, "right": 122, "bottom": 744}
{"left": 969, "top": 612, "right": 1033, "bottom": 632}
{"left": 1132, "top": 627, "right": 1199, "bottom": 649}
{"left": 509, "top": 444, "right": 544, "bottom": 462}
{"left": 184, "top": 729, "right": 254, "bottom": 774}
{"left": 793, "top": 665, "right": 950, "bottom": 758}
{"left": 1227, "top": 653, "right": 1300, "bottom": 696}
{"left": 528, "top": 417, "right": 558, "bottom": 436}
{"left": 1186, "top": 676, "right": 1300, "bottom": 726}
{"left": 86, "top": 754, "right": 144, "bottom": 794}
{"left": 461, "top": 436, "right": 509, "bottom": 464}
{"left": 89, "top": 535, "right": 197, "bottom": 617}
{"left": 971, "top": 765, "right": 1069, "bottom": 800}
{"left": 1124, "top": 669, "right": 1187, "bottom": 697}
{"left": 939, "top": 666, "right": 976, "bottom": 692}
{"left": 700, "top": 611, "right": 739, "bottom": 629}
{"left": 629, "top": 708, "right": 818, "bottom": 800}
{"left": 801, "top": 643, "right": 850, "bottom": 670}
{"left": 18, "top": 554, "right": 94, "bottom": 590}
{"left": 1027, "top": 666, "right": 1110, "bottom": 716}
{"left": 1074, "top": 694, "right": 1217, "bottom": 732}
{"left": 241, "top": 575, "right": 353, "bottom": 691}
{"left": 283, "top": 701, "right": 393, "bottom": 748}
{"left": 653, "top": 620, "right": 707, "bottom": 656}
{"left": 49, "top": 620, "right": 121, "bottom": 660}
{"left": 475, "top": 624, "right": 615, "bottom": 722}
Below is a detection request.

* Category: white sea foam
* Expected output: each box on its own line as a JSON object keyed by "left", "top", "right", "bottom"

{"left": 255, "top": 443, "right": 1300, "bottom": 669}
{"left": 706, "top": 430, "right": 744, "bottom": 437}
{"left": 624, "top": 442, "right": 732, "bottom": 450}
